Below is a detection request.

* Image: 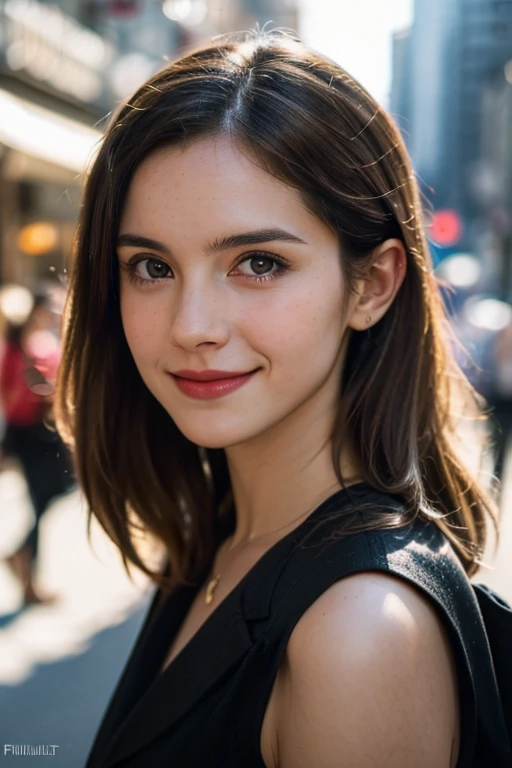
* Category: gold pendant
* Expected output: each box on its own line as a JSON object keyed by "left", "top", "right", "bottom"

{"left": 205, "top": 574, "right": 220, "bottom": 605}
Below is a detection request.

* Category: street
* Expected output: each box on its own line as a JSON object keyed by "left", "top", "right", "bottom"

{"left": 0, "top": 469, "right": 154, "bottom": 767}
{"left": 0, "top": 452, "right": 510, "bottom": 767}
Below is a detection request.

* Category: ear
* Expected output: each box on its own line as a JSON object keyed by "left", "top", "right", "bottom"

{"left": 347, "top": 238, "right": 407, "bottom": 331}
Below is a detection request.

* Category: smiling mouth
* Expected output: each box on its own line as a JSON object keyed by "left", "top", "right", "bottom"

{"left": 169, "top": 369, "right": 260, "bottom": 400}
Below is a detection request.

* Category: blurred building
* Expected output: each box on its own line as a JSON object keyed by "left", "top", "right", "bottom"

{"left": 0, "top": 0, "right": 298, "bottom": 289}
{"left": 480, "top": 60, "right": 512, "bottom": 300}
{"left": 0, "top": 0, "right": 108, "bottom": 288}
{"left": 389, "top": 28, "right": 411, "bottom": 139}
{"left": 391, "top": 0, "right": 512, "bottom": 291}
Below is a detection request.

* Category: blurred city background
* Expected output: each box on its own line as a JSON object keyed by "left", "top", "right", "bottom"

{"left": 0, "top": 0, "right": 512, "bottom": 765}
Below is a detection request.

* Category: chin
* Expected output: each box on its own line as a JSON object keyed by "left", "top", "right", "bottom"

{"left": 165, "top": 414, "right": 245, "bottom": 449}
{"left": 168, "top": 412, "right": 266, "bottom": 451}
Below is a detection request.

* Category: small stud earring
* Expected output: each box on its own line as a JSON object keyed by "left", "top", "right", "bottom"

{"left": 365, "top": 316, "right": 372, "bottom": 324}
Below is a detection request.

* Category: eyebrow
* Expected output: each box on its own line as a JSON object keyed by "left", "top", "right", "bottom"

{"left": 116, "top": 228, "right": 307, "bottom": 257}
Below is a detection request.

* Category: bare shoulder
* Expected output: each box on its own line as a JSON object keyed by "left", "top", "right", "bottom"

{"left": 269, "top": 572, "right": 460, "bottom": 768}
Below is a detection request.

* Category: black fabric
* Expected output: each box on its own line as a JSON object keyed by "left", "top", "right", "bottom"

{"left": 84, "top": 484, "right": 510, "bottom": 768}
{"left": 473, "top": 583, "right": 512, "bottom": 750}
{"left": 3, "top": 422, "right": 75, "bottom": 560}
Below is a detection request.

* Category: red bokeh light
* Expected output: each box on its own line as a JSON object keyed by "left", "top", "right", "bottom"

{"left": 429, "top": 209, "right": 462, "bottom": 247}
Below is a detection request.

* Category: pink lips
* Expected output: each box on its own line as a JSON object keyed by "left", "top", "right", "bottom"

{"left": 170, "top": 369, "right": 259, "bottom": 400}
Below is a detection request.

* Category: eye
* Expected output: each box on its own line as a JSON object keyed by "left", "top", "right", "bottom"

{"left": 139, "top": 258, "right": 171, "bottom": 279}
{"left": 233, "top": 252, "right": 289, "bottom": 281}
{"left": 125, "top": 256, "right": 172, "bottom": 284}
{"left": 239, "top": 254, "right": 277, "bottom": 276}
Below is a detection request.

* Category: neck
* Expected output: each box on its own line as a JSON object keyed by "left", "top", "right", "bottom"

{"left": 224, "top": 394, "right": 362, "bottom": 548}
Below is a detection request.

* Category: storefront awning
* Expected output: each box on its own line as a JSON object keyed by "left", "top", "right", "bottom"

{"left": 0, "top": 88, "right": 102, "bottom": 173}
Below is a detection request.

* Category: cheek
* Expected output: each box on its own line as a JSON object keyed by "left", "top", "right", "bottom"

{"left": 249, "top": 283, "right": 344, "bottom": 360}
{"left": 120, "top": 291, "right": 164, "bottom": 362}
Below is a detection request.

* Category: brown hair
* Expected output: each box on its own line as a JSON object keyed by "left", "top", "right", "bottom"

{"left": 55, "top": 29, "right": 497, "bottom": 593}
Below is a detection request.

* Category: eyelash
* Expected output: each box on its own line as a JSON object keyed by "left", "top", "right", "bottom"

{"left": 124, "top": 251, "right": 290, "bottom": 286}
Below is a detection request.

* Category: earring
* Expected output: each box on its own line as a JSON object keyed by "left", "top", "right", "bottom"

{"left": 365, "top": 316, "right": 372, "bottom": 324}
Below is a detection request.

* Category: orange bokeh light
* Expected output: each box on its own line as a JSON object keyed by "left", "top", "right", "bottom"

{"left": 17, "top": 222, "right": 58, "bottom": 255}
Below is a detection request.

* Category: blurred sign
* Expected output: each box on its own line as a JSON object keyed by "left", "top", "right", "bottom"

{"left": 1, "top": 0, "right": 114, "bottom": 104}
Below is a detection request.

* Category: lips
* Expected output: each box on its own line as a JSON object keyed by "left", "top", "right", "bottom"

{"left": 169, "top": 368, "right": 259, "bottom": 400}
{"left": 173, "top": 369, "right": 254, "bottom": 382}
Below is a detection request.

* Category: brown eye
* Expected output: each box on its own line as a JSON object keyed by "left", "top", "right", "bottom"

{"left": 144, "top": 259, "right": 170, "bottom": 279}
{"left": 231, "top": 252, "right": 290, "bottom": 283}
{"left": 249, "top": 256, "right": 275, "bottom": 275}
{"left": 236, "top": 254, "right": 280, "bottom": 277}
{"left": 125, "top": 256, "right": 173, "bottom": 285}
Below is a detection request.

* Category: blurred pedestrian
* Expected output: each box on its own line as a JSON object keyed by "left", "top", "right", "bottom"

{"left": 56, "top": 29, "right": 509, "bottom": 767}
{"left": 489, "top": 315, "right": 512, "bottom": 483}
{"left": 0, "top": 290, "right": 74, "bottom": 606}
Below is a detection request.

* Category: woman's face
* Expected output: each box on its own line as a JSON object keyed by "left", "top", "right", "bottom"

{"left": 118, "top": 136, "right": 356, "bottom": 449}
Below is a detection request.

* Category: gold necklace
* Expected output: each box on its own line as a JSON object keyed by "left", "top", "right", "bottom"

{"left": 205, "top": 482, "right": 362, "bottom": 604}
{"left": 205, "top": 574, "right": 221, "bottom": 605}
{"left": 204, "top": 507, "right": 315, "bottom": 605}
{"left": 205, "top": 531, "right": 254, "bottom": 605}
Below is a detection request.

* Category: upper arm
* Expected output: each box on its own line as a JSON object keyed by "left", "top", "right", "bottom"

{"left": 272, "top": 572, "right": 460, "bottom": 768}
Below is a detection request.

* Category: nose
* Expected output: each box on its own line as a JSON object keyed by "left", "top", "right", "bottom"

{"left": 170, "top": 282, "right": 230, "bottom": 350}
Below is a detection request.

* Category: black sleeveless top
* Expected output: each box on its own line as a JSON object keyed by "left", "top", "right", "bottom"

{"left": 84, "top": 484, "right": 508, "bottom": 768}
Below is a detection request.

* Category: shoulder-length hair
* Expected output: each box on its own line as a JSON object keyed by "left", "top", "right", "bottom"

{"left": 55, "top": 29, "right": 497, "bottom": 593}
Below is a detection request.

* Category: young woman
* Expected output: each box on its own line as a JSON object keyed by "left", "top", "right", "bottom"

{"left": 56, "top": 30, "right": 508, "bottom": 768}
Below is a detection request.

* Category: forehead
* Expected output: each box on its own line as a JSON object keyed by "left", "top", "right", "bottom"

{"left": 120, "top": 136, "right": 321, "bottom": 237}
